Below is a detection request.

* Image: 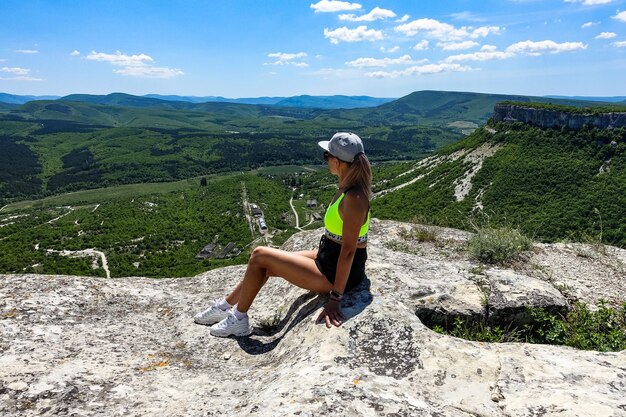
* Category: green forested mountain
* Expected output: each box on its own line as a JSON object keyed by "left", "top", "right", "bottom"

{"left": 372, "top": 116, "right": 626, "bottom": 248}
{"left": 351, "top": 90, "right": 606, "bottom": 124}
{"left": 0, "top": 90, "right": 618, "bottom": 205}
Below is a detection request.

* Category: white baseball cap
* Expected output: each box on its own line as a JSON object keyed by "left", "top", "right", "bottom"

{"left": 318, "top": 132, "right": 364, "bottom": 163}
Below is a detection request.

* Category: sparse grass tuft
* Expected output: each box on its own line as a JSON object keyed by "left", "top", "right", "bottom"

{"left": 399, "top": 226, "right": 437, "bottom": 243}
{"left": 468, "top": 226, "right": 533, "bottom": 264}
{"left": 413, "top": 227, "right": 438, "bottom": 243}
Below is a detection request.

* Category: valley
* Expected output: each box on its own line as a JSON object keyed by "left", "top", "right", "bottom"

{"left": 1, "top": 91, "right": 626, "bottom": 278}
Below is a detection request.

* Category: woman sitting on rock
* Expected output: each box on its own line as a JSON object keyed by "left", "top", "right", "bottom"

{"left": 194, "top": 132, "right": 372, "bottom": 337}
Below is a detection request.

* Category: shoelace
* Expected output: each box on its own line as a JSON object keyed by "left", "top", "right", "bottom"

{"left": 218, "top": 313, "right": 238, "bottom": 328}
{"left": 199, "top": 299, "right": 221, "bottom": 318}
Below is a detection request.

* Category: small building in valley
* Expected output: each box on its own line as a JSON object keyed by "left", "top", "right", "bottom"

{"left": 250, "top": 204, "right": 263, "bottom": 217}
{"left": 195, "top": 243, "right": 216, "bottom": 260}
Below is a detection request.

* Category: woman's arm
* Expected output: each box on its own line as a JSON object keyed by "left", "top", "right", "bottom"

{"left": 332, "top": 191, "right": 368, "bottom": 293}
{"left": 319, "top": 190, "right": 369, "bottom": 327}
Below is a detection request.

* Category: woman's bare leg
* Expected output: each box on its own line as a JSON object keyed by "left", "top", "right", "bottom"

{"left": 236, "top": 247, "right": 331, "bottom": 313}
{"left": 224, "top": 249, "right": 317, "bottom": 306}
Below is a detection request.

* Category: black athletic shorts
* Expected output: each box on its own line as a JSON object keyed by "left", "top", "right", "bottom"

{"left": 315, "top": 235, "right": 367, "bottom": 292}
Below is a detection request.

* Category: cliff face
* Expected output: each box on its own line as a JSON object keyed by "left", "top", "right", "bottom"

{"left": 493, "top": 103, "right": 626, "bottom": 129}
{"left": 1, "top": 221, "right": 626, "bottom": 416}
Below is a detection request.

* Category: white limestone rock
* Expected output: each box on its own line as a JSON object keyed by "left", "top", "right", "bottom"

{"left": 485, "top": 269, "right": 569, "bottom": 325}
{"left": 0, "top": 220, "right": 625, "bottom": 416}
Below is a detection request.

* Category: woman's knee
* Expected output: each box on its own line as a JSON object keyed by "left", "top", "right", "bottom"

{"left": 249, "top": 246, "right": 273, "bottom": 267}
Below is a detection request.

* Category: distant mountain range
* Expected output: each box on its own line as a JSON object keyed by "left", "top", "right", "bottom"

{"left": 0, "top": 92, "right": 394, "bottom": 109}
{"left": 3, "top": 91, "right": 625, "bottom": 109}
{"left": 144, "top": 94, "right": 396, "bottom": 109}
{"left": 0, "top": 93, "right": 61, "bottom": 105}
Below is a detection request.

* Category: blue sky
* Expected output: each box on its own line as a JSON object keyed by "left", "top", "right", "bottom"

{"left": 1, "top": 0, "right": 625, "bottom": 98}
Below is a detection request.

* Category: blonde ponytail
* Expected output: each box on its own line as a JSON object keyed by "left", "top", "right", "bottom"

{"left": 341, "top": 153, "right": 372, "bottom": 200}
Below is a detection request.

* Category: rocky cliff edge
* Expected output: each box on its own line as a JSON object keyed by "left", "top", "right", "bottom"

{"left": 1, "top": 220, "right": 625, "bottom": 417}
{"left": 492, "top": 103, "right": 626, "bottom": 130}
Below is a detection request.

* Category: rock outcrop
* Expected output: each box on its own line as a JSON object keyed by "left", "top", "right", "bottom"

{"left": 1, "top": 220, "right": 625, "bottom": 416}
{"left": 492, "top": 103, "right": 626, "bottom": 130}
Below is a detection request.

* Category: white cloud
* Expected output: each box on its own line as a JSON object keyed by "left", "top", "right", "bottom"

{"left": 396, "top": 14, "right": 410, "bottom": 23}
{"left": 87, "top": 51, "right": 154, "bottom": 66}
{"left": 413, "top": 40, "right": 430, "bottom": 50}
{"left": 112, "top": 66, "right": 184, "bottom": 78}
{"left": 595, "top": 32, "right": 617, "bottom": 38}
{"left": 565, "top": 0, "right": 613, "bottom": 4}
{"left": 310, "top": 0, "right": 361, "bottom": 13}
{"left": 470, "top": 26, "right": 503, "bottom": 38}
{"left": 1, "top": 66, "right": 31, "bottom": 75}
{"left": 86, "top": 50, "right": 183, "bottom": 78}
{"left": 613, "top": 40, "right": 626, "bottom": 47}
{"left": 0, "top": 67, "right": 41, "bottom": 81}
{"left": 339, "top": 7, "right": 396, "bottom": 22}
{"left": 345, "top": 54, "right": 422, "bottom": 68}
{"left": 395, "top": 18, "right": 468, "bottom": 40}
{"left": 581, "top": 21, "right": 598, "bottom": 28}
{"left": 365, "top": 63, "right": 471, "bottom": 78}
{"left": 15, "top": 49, "right": 38, "bottom": 54}
{"left": 445, "top": 49, "right": 515, "bottom": 62}
{"left": 265, "top": 52, "right": 308, "bottom": 66}
{"left": 395, "top": 18, "right": 502, "bottom": 42}
{"left": 613, "top": 11, "right": 626, "bottom": 22}
{"left": 438, "top": 40, "right": 479, "bottom": 51}
{"left": 505, "top": 40, "right": 587, "bottom": 55}
{"left": 70, "top": 50, "right": 81, "bottom": 57}
{"left": 324, "top": 25, "right": 384, "bottom": 44}
{"left": 445, "top": 40, "right": 587, "bottom": 62}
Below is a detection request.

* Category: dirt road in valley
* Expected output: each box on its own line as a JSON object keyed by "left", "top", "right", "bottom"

{"left": 241, "top": 181, "right": 255, "bottom": 237}
{"left": 45, "top": 248, "right": 111, "bottom": 279}
{"left": 289, "top": 192, "right": 302, "bottom": 230}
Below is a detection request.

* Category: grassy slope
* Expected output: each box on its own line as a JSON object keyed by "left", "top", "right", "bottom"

{"left": 373, "top": 123, "right": 626, "bottom": 248}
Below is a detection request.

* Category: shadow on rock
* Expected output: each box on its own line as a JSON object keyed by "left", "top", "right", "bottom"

{"left": 236, "top": 278, "right": 372, "bottom": 355}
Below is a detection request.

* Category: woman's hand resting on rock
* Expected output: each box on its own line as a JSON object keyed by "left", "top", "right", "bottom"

{"left": 317, "top": 298, "right": 345, "bottom": 328}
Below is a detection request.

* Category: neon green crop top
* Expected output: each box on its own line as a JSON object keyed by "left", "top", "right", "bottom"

{"left": 324, "top": 192, "right": 371, "bottom": 243}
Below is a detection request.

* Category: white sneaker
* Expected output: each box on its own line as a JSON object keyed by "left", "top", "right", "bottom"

{"left": 210, "top": 312, "right": 253, "bottom": 337}
{"left": 194, "top": 300, "right": 229, "bottom": 325}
